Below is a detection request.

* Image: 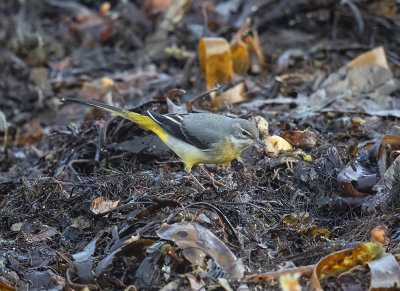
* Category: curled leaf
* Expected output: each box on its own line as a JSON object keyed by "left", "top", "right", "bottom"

{"left": 199, "top": 37, "right": 233, "bottom": 89}
{"left": 310, "top": 242, "right": 385, "bottom": 290}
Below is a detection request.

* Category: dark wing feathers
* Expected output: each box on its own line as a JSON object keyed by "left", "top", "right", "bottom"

{"left": 147, "top": 110, "right": 187, "bottom": 141}
{"left": 147, "top": 110, "right": 215, "bottom": 149}
{"left": 180, "top": 123, "right": 210, "bottom": 150}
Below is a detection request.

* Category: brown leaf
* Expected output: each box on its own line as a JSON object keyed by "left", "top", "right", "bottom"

{"left": 244, "top": 29, "right": 265, "bottom": 74}
{"left": 230, "top": 18, "right": 251, "bottom": 75}
{"left": 310, "top": 243, "right": 385, "bottom": 290}
{"left": 281, "top": 130, "right": 318, "bottom": 149}
{"left": 347, "top": 47, "right": 389, "bottom": 70}
{"left": 210, "top": 82, "right": 246, "bottom": 110}
{"left": 231, "top": 41, "right": 250, "bottom": 75}
{"left": 90, "top": 196, "right": 119, "bottom": 217}
{"left": 370, "top": 225, "right": 390, "bottom": 246}
{"left": 199, "top": 37, "right": 233, "bottom": 89}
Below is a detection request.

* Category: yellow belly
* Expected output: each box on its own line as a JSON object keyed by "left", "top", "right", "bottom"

{"left": 168, "top": 139, "right": 240, "bottom": 172}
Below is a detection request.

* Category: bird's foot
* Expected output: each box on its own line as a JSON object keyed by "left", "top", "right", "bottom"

{"left": 188, "top": 172, "right": 205, "bottom": 191}
{"left": 197, "top": 165, "right": 227, "bottom": 189}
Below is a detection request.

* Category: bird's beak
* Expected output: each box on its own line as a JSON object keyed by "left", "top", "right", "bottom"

{"left": 256, "top": 138, "right": 266, "bottom": 147}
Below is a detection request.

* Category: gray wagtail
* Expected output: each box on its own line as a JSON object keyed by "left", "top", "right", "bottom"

{"left": 61, "top": 98, "right": 264, "bottom": 189}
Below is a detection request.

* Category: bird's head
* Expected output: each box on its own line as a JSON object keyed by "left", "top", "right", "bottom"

{"left": 231, "top": 119, "right": 265, "bottom": 152}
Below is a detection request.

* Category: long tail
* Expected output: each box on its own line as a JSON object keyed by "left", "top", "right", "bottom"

{"left": 61, "top": 98, "right": 164, "bottom": 138}
{"left": 61, "top": 97, "right": 136, "bottom": 120}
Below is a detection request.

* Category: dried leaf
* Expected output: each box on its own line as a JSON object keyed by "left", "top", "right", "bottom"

{"left": 199, "top": 37, "right": 233, "bottom": 89}
{"left": 347, "top": 47, "right": 389, "bottom": 70}
{"left": 8, "top": 118, "right": 44, "bottom": 146}
{"left": 134, "top": 241, "right": 168, "bottom": 289}
{"left": 310, "top": 243, "right": 385, "bottom": 290}
{"left": 279, "top": 273, "right": 301, "bottom": 291}
{"left": 231, "top": 41, "right": 250, "bottom": 74}
{"left": 281, "top": 130, "right": 318, "bottom": 149}
{"left": 210, "top": 82, "right": 246, "bottom": 110}
{"left": 370, "top": 225, "right": 390, "bottom": 246}
{"left": 0, "top": 278, "right": 16, "bottom": 291}
{"left": 230, "top": 19, "right": 251, "bottom": 74}
{"left": 90, "top": 196, "right": 119, "bottom": 217}
{"left": 244, "top": 32, "right": 265, "bottom": 74}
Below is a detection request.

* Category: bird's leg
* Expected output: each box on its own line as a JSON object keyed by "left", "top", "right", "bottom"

{"left": 197, "top": 165, "right": 227, "bottom": 189}
{"left": 188, "top": 172, "right": 205, "bottom": 191}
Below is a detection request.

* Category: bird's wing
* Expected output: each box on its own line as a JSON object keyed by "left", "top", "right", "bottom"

{"left": 147, "top": 110, "right": 187, "bottom": 141}
{"left": 147, "top": 111, "right": 233, "bottom": 150}
{"left": 181, "top": 113, "right": 234, "bottom": 150}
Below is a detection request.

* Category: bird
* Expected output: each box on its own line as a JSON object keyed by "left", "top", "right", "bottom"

{"left": 61, "top": 98, "right": 264, "bottom": 189}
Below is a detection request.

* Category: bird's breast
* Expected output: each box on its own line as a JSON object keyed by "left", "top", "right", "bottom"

{"left": 209, "top": 140, "right": 242, "bottom": 164}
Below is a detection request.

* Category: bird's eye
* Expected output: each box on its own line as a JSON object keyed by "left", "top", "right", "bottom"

{"left": 242, "top": 130, "right": 248, "bottom": 136}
